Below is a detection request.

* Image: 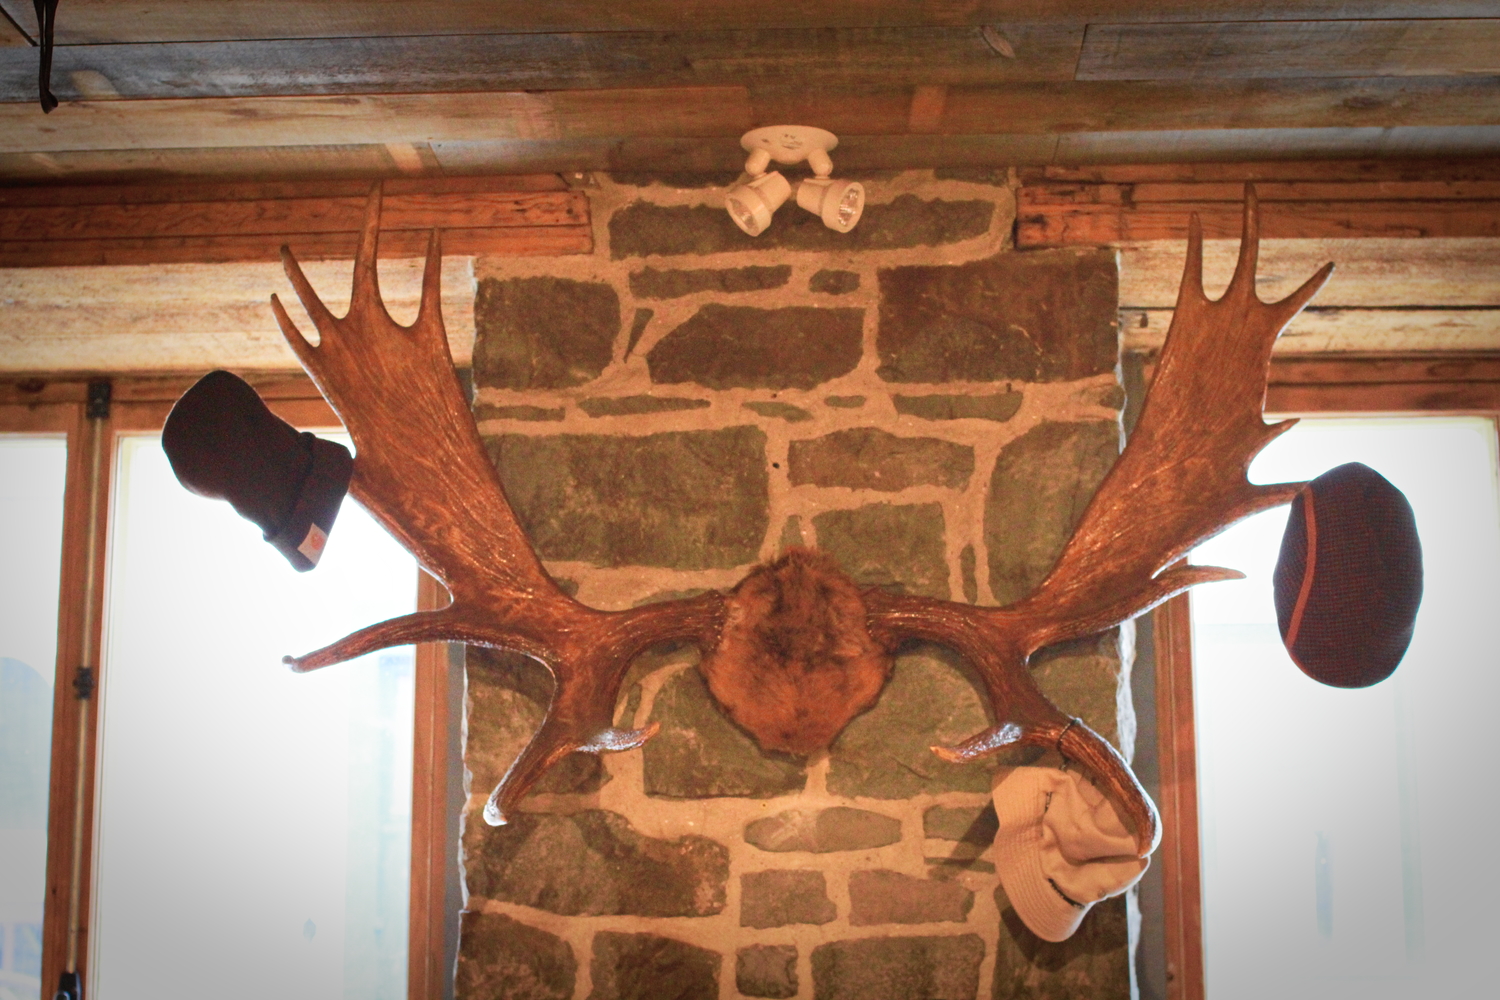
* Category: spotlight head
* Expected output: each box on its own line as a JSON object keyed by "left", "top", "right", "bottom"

{"left": 796, "top": 177, "right": 866, "bottom": 233}
{"left": 725, "top": 171, "right": 792, "bottom": 237}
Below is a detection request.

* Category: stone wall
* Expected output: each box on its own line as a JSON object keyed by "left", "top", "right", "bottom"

{"left": 458, "top": 170, "right": 1138, "bottom": 1000}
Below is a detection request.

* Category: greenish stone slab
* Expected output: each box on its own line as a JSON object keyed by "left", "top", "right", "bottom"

{"left": 848, "top": 870, "right": 975, "bottom": 925}
{"left": 876, "top": 250, "right": 1117, "bottom": 384}
{"left": 464, "top": 810, "right": 728, "bottom": 917}
{"left": 810, "top": 269, "right": 861, "bottom": 294}
{"left": 625, "top": 307, "right": 653, "bottom": 357}
{"left": 609, "top": 195, "right": 994, "bottom": 259}
{"left": 630, "top": 265, "right": 791, "bottom": 298}
{"left": 455, "top": 912, "right": 575, "bottom": 1000}
{"left": 473, "top": 403, "right": 566, "bottom": 422}
{"left": 923, "top": 804, "right": 999, "bottom": 845}
{"left": 740, "top": 870, "right": 837, "bottom": 928}
{"left": 811, "top": 934, "right": 986, "bottom": 1000}
{"left": 789, "top": 428, "right": 974, "bottom": 492}
{"left": 824, "top": 395, "right": 866, "bottom": 408}
{"left": 827, "top": 646, "right": 995, "bottom": 799}
{"left": 1031, "top": 631, "right": 1126, "bottom": 747}
{"left": 813, "top": 503, "right": 949, "bottom": 599}
{"left": 984, "top": 420, "right": 1119, "bottom": 606}
{"left": 959, "top": 543, "right": 979, "bottom": 603}
{"left": 738, "top": 945, "right": 799, "bottom": 999}
{"left": 486, "top": 426, "right": 769, "bottom": 569}
{"left": 472, "top": 276, "right": 619, "bottom": 389}
{"left": 743, "top": 807, "right": 902, "bottom": 853}
{"left": 744, "top": 401, "right": 814, "bottom": 422}
{"left": 648, "top": 304, "right": 863, "bottom": 391}
{"left": 893, "top": 393, "right": 1023, "bottom": 423}
{"left": 992, "top": 892, "right": 1130, "bottom": 1000}
{"left": 643, "top": 668, "right": 806, "bottom": 799}
{"left": 590, "top": 931, "right": 721, "bottom": 1000}
{"left": 577, "top": 395, "right": 710, "bottom": 416}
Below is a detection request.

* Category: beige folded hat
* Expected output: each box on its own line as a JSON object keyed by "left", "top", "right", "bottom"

{"left": 991, "top": 764, "right": 1149, "bottom": 942}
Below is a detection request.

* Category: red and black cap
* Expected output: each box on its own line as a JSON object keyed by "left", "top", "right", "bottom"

{"left": 1272, "top": 462, "right": 1422, "bottom": 688}
{"left": 162, "top": 370, "right": 352, "bottom": 572}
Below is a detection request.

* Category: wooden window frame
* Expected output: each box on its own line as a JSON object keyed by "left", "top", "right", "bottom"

{"left": 1150, "top": 352, "right": 1500, "bottom": 1000}
{"left": 1, "top": 374, "right": 452, "bottom": 1000}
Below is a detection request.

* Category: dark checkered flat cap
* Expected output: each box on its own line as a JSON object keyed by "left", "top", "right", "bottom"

{"left": 1272, "top": 462, "right": 1422, "bottom": 688}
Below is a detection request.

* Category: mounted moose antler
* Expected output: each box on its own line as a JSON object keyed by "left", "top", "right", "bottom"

{"left": 272, "top": 182, "right": 1330, "bottom": 856}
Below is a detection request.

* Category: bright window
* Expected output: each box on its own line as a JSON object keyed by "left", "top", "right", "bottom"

{"left": 1191, "top": 417, "right": 1500, "bottom": 999}
{"left": 0, "top": 436, "right": 68, "bottom": 1000}
{"left": 91, "top": 434, "right": 416, "bottom": 1000}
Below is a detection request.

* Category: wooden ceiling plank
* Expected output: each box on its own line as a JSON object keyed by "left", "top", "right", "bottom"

{"left": 1021, "top": 201, "right": 1500, "bottom": 243}
{"left": 1123, "top": 306, "right": 1500, "bottom": 353}
{"left": 0, "top": 25, "right": 1084, "bottom": 103}
{"left": 0, "top": 175, "right": 569, "bottom": 206}
{"left": 1019, "top": 159, "right": 1500, "bottom": 183}
{"left": 4, "top": 1, "right": 1497, "bottom": 43}
{"left": 1078, "top": 19, "right": 1500, "bottom": 81}
{"left": 1021, "top": 179, "right": 1500, "bottom": 205}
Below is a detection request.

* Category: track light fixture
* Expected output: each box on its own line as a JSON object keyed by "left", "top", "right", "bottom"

{"left": 725, "top": 126, "right": 865, "bottom": 237}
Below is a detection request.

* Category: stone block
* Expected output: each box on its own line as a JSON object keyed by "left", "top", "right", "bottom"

{"left": 824, "top": 395, "right": 866, "bottom": 408}
{"left": 743, "top": 806, "right": 902, "bottom": 853}
{"left": 811, "top": 269, "right": 861, "bottom": 294}
{"left": 643, "top": 667, "right": 806, "bottom": 799}
{"left": 789, "top": 428, "right": 973, "bottom": 492}
{"left": 473, "top": 276, "right": 619, "bottom": 389}
{"left": 1031, "top": 631, "right": 1127, "bottom": 747}
{"left": 992, "top": 892, "right": 1130, "bottom": 1000}
{"left": 984, "top": 420, "right": 1119, "bottom": 606}
{"left": 849, "top": 870, "right": 975, "bottom": 925}
{"left": 577, "top": 395, "right": 710, "bottom": 417}
{"left": 810, "top": 934, "right": 985, "bottom": 1000}
{"left": 876, "top": 250, "right": 1117, "bottom": 384}
{"left": 648, "top": 305, "right": 863, "bottom": 391}
{"left": 474, "top": 404, "right": 566, "bottom": 422}
{"left": 625, "top": 307, "right": 653, "bottom": 357}
{"left": 744, "top": 401, "right": 814, "bottom": 422}
{"left": 464, "top": 810, "right": 728, "bottom": 917}
{"left": 893, "top": 393, "right": 1023, "bottom": 423}
{"left": 486, "top": 427, "right": 769, "bottom": 569}
{"left": 609, "top": 195, "right": 994, "bottom": 259}
{"left": 923, "top": 804, "right": 999, "bottom": 846}
{"left": 740, "top": 870, "right": 837, "bottom": 928}
{"left": 631, "top": 265, "right": 791, "bottom": 298}
{"left": 812, "top": 503, "right": 949, "bottom": 599}
{"left": 456, "top": 911, "right": 575, "bottom": 1000}
{"left": 588, "top": 932, "right": 721, "bottom": 1000}
{"left": 959, "top": 544, "right": 978, "bottom": 603}
{"left": 737, "top": 945, "right": 799, "bottom": 999}
{"left": 465, "top": 647, "right": 604, "bottom": 797}
{"left": 827, "top": 645, "right": 994, "bottom": 798}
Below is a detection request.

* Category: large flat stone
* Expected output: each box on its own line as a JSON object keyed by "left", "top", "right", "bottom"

{"left": 465, "top": 646, "right": 605, "bottom": 798}
{"left": 741, "top": 870, "right": 837, "bottom": 928}
{"left": 643, "top": 667, "right": 806, "bottom": 799}
{"left": 473, "top": 276, "right": 619, "bottom": 390}
{"left": 924, "top": 804, "right": 999, "bottom": 846}
{"left": 811, "top": 934, "right": 986, "bottom": 1000}
{"left": 876, "top": 250, "right": 1117, "bottom": 384}
{"left": 743, "top": 806, "right": 902, "bottom": 853}
{"left": 811, "top": 269, "right": 861, "bottom": 294}
{"left": 456, "top": 911, "right": 575, "bottom": 1000}
{"left": 486, "top": 427, "right": 769, "bottom": 569}
{"left": 893, "top": 393, "right": 1023, "bottom": 423}
{"left": 588, "top": 932, "right": 721, "bottom": 1000}
{"left": 827, "top": 645, "right": 995, "bottom": 798}
{"left": 631, "top": 265, "right": 791, "bottom": 298}
{"left": 464, "top": 810, "right": 728, "bottom": 917}
{"left": 984, "top": 420, "right": 1119, "bottom": 606}
{"left": 813, "top": 503, "right": 949, "bottom": 599}
{"left": 609, "top": 196, "right": 994, "bottom": 258}
{"left": 849, "top": 870, "right": 975, "bottom": 925}
{"left": 738, "top": 945, "right": 799, "bottom": 999}
{"left": 647, "top": 305, "right": 863, "bottom": 391}
{"left": 577, "top": 395, "right": 710, "bottom": 417}
{"left": 1031, "top": 631, "right": 1127, "bottom": 747}
{"left": 992, "top": 893, "right": 1130, "bottom": 1000}
{"left": 789, "top": 428, "right": 973, "bottom": 492}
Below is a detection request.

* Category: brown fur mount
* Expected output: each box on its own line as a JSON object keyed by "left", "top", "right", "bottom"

{"left": 700, "top": 548, "right": 893, "bottom": 755}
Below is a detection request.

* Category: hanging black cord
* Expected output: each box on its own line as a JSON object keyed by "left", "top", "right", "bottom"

{"left": 33, "top": 0, "right": 59, "bottom": 112}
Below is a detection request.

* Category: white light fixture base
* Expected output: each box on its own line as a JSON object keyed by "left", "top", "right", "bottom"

{"left": 740, "top": 126, "right": 839, "bottom": 177}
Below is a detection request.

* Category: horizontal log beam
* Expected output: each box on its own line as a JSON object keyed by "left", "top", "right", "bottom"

{"left": 2, "top": 77, "right": 1497, "bottom": 155}
{"left": 0, "top": 176, "right": 591, "bottom": 266}
{"left": 1123, "top": 306, "right": 1500, "bottom": 353}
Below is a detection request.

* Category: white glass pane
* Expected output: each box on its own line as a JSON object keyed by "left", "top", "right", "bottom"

{"left": 93, "top": 435, "right": 414, "bottom": 1000}
{"left": 0, "top": 436, "right": 68, "bottom": 1000}
{"left": 1192, "top": 417, "right": 1500, "bottom": 1000}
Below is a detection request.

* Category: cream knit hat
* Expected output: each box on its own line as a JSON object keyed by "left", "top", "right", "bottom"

{"left": 991, "top": 765, "right": 1149, "bottom": 942}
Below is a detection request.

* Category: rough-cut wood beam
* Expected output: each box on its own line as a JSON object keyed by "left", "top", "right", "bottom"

{"left": 0, "top": 26, "right": 1084, "bottom": 102}
{"left": 1123, "top": 306, "right": 1500, "bottom": 353}
{"left": 2, "top": 1, "right": 1494, "bottom": 42}
{"left": 1078, "top": 19, "right": 1500, "bottom": 80}
{"left": 2, "top": 77, "right": 1497, "bottom": 156}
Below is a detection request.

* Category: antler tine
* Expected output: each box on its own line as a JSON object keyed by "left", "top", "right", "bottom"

{"left": 1181, "top": 212, "right": 1206, "bottom": 304}
{"left": 414, "top": 228, "right": 447, "bottom": 340}
{"left": 351, "top": 181, "right": 391, "bottom": 319}
{"left": 1225, "top": 183, "right": 1262, "bottom": 300}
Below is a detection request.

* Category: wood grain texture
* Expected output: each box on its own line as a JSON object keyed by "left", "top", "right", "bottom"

{"left": 408, "top": 571, "right": 451, "bottom": 1000}
{"left": 1078, "top": 19, "right": 1500, "bottom": 80}
{"left": 1122, "top": 307, "right": 1500, "bottom": 353}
